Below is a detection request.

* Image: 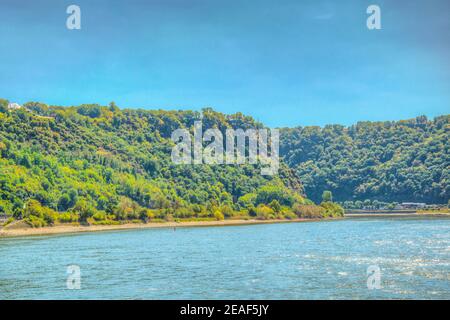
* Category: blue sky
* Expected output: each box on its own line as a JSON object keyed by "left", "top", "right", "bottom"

{"left": 0, "top": 0, "right": 449, "bottom": 127}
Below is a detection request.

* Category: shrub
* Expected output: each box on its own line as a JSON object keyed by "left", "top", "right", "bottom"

{"left": 23, "top": 199, "right": 57, "bottom": 226}
{"left": 213, "top": 210, "right": 224, "bottom": 221}
{"left": 255, "top": 204, "right": 275, "bottom": 220}
{"left": 72, "top": 199, "right": 97, "bottom": 223}
{"left": 248, "top": 205, "right": 257, "bottom": 217}
{"left": 114, "top": 197, "right": 140, "bottom": 220}
{"left": 220, "top": 205, "right": 234, "bottom": 217}
{"left": 91, "top": 220, "right": 121, "bottom": 225}
{"left": 320, "top": 202, "right": 345, "bottom": 217}
{"left": 3, "top": 217, "right": 14, "bottom": 226}
{"left": 269, "top": 200, "right": 281, "bottom": 213}
{"left": 139, "top": 208, "right": 150, "bottom": 222}
{"left": 25, "top": 215, "right": 47, "bottom": 228}
{"left": 238, "top": 193, "right": 257, "bottom": 208}
{"left": 174, "top": 207, "right": 194, "bottom": 219}
{"left": 284, "top": 211, "right": 297, "bottom": 220}
{"left": 0, "top": 200, "right": 12, "bottom": 216}
{"left": 58, "top": 212, "right": 79, "bottom": 223}
{"left": 92, "top": 211, "right": 107, "bottom": 221}
{"left": 255, "top": 184, "right": 295, "bottom": 207}
{"left": 293, "top": 204, "right": 325, "bottom": 218}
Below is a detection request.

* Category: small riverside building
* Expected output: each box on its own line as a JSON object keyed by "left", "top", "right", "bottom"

{"left": 399, "top": 202, "right": 426, "bottom": 209}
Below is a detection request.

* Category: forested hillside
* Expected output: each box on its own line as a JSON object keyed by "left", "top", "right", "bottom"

{"left": 1, "top": 99, "right": 342, "bottom": 227}
{"left": 280, "top": 116, "right": 449, "bottom": 204}
{"left": 1, "top": 98, "right": 447, "bottom": 227}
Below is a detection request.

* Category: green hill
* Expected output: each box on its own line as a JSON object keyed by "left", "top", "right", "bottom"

{"left": 280, "top": 115, "right": 449, "bottom": 204}
{"left": 2, "top": 98, "right": 446, "bottom": 227}
{"left": 1, "top": 99, "right": 340, "bottom": 227}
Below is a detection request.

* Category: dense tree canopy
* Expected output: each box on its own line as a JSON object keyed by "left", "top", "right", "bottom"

{"left": 280, "top": 115, "right": 449, "bottom": 204}
{"left": 4, "top": 99, "right": 442, "bottom": 227}
{"left": 1, "top": 100, "right": 342, "bottom": 227}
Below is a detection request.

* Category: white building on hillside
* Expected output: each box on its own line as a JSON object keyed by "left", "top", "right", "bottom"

{"left": 7, "top": 102, "right": 22, "bottom": 110}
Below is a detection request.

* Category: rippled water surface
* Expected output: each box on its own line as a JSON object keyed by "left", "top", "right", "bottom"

{"left": 1, "top": 216, "right": 449, "bottom": 299}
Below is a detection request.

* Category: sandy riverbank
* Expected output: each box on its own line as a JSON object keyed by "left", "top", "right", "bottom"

{"left": 3, "top": 212, "right": 447, "bottom": 238}
{"left": 0, "top": 218, "right": 327, "bottom": 238}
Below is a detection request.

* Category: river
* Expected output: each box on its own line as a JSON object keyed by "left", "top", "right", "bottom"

{"left": 1, "top": 216, "right": 449, "bottom": 299}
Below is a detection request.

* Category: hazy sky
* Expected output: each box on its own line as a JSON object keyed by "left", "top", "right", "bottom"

{"left": 0, "top": 0, "right": 449, "bottom": 127}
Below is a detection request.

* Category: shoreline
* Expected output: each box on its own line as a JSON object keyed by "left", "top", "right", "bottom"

{"left": 0, "top": 218, "right": 328, "bottom": 238}
{"left": 345, "top": 212, "right": 450, "bottom": 217}
{"left": 2, "top": 212, "right": 448, "bottom": 238}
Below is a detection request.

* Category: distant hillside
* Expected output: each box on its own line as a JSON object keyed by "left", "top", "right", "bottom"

{"left": 280, "top": 115, "right": 449, "bottom": 204}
